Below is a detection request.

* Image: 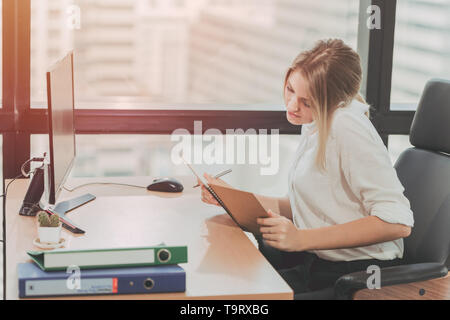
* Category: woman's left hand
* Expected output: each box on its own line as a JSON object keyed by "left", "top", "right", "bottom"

{"left": 257, "top": 210, "right": 303, "bottom": 252}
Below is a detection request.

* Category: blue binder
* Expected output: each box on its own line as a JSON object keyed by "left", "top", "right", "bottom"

{"left": 18, "top": 262, "right": 185, "bottom": 298}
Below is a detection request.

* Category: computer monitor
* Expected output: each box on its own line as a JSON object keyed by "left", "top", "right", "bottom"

{"left": 46, "top": 52, "right": 76, "bottom": 205}
{"left": 44, "top": 52, "right": 95, "bottom": 233}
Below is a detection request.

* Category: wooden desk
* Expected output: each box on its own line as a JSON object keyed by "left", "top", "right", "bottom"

{"left": 4, "top": 176, "right": 293, "bottom": 300}
{"left": 353, "top": 274, "right": 450, "bottom": 300}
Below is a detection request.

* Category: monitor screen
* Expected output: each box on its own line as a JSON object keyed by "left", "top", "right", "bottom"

{"left": 46, "top": 52, "right": 76, "bottom": 205}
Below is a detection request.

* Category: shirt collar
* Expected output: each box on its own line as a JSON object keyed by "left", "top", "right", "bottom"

{"left": 301, "top": 120, "right": 316, "bottom": 136}
{"left": 301, "top": 99, "right": 370, "bottom": 135}
{"left": 346, "top": 99, "right": 370, "bottom": 115}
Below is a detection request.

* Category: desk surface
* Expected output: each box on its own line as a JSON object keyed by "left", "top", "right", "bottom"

{"left": 5, "top": 176, "right": 293, "bottom": 300}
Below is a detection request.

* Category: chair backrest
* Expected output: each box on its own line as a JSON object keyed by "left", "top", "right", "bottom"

{"left": 394, "top": 79, "right": 450, "bottom": 264}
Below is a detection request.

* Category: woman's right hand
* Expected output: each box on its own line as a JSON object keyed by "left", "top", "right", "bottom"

{"left": 199, "top": 173, "right": 231, "bottom": 206}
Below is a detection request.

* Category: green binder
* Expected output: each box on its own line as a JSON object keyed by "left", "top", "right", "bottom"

{"left": 27, "top": 245, "right": 188, "bottom": 271}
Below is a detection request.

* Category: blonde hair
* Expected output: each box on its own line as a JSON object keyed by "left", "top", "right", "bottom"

{"left": 284, "top": 39, "right": 367, "bottom": 171}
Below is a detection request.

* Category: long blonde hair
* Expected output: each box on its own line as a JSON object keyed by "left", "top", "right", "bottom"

{"left": 284, "top": 39, "right": 367, "bottom": 171}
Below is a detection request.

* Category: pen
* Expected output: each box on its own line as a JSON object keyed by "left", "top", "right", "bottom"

{"left": 193, "top": 169, "right": 232, "bottom": 188}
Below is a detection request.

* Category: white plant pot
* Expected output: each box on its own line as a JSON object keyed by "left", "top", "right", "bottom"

{"left": 38, "top": 224, "right": 62, "bottom": 244}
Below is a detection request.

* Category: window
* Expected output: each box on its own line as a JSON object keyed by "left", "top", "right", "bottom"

{"left": 388, "top": 134, "right": 413, "bottom": 165}
{"left": 5, "top": 1, "right": 423, "bottom": 179}
{"left": 391, "top": 0, "right": 450, "bottom": 108}
{"left": 31, "top": 0, "right": 360, "bottom": 108}
{"left": 31, "top": 133, "right": 300, "bottom": 196}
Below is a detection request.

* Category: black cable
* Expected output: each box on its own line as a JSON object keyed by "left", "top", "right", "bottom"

{"left": 2, "top": 174, "right": 24, "bottom": 300}
{"left": 1, "top": 173, "right": 23, "bottom": 199}
{"left": 2, "top": 159, "right": 37, "bottom": 300}
{"left": 1, "top": 175, "right": 12, "bottom": 300}
{"left": 1, "top": 175, "right": 4, "bottom": 301}
{"left": 1, "top": 175, "right": 22, "bottom": 300}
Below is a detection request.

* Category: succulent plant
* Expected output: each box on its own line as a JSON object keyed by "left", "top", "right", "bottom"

{"left": 37, "top": 211, "right": 60, "bottom": 227}
{"left": 48, "top": 214, "right": 60, "bottom": 227}
{"left": 37, "top": 211, "right": 50, "bottom": 227}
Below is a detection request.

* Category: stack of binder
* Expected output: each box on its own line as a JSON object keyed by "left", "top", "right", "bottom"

{"left": 18, "top": 245, "right": 188, "bottom": 298}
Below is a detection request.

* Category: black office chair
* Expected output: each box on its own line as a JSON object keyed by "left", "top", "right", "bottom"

{"left": 296, "top": 79, "right": 450, "bottom": 300}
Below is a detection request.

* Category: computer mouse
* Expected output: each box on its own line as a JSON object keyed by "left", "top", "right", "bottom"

{"left": 147, "top": 178, "right": 184, "bottom": 193}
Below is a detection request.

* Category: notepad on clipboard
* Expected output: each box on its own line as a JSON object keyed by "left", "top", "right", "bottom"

{"left": 184, "top": 160, "right": 270, "bottom": 235}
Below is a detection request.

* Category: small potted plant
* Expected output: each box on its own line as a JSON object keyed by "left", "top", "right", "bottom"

{"left": 37, "top": 211, "right": 62, "bottom": 244}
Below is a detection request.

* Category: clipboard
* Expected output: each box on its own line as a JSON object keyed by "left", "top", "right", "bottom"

{"left": 184, "top": 160, "right": 269, "bottom": 234}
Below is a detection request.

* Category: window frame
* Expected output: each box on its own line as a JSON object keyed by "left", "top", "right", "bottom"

{"left": 2, "top": 0, "right": 31, "bottom": 178}
{"left": 2, "top": 0, "right": 417, "bottom": 178}
{"left": 358, "top": 0, "right": 415, "bottom": 145}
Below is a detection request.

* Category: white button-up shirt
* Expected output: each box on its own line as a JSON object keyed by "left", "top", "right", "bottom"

{"left": 288, "top": 99, "right": 414, "bottom": 261}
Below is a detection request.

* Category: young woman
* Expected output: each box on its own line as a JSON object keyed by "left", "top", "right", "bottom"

{"left": 199, "top": 39, "right": 414, "bottom": 295}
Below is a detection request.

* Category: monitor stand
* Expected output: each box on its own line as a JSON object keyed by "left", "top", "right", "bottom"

{"left": 47, "top": 193, "right": 96, "bottom": 234}
{"left": 53, "top": 193, "right": 96, "bottom": 215}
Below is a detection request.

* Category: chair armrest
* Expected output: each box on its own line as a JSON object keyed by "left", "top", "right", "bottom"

{"left": 334, "top": 262, "right": 448, "bottom": 300}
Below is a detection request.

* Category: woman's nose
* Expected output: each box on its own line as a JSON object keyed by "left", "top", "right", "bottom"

{"left": 287, "top": 98, "right": 299, "bottom": 111}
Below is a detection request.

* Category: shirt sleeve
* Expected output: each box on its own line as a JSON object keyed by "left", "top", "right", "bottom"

{"left": 333, "top": 112, "right": 414, "bottom": 227}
